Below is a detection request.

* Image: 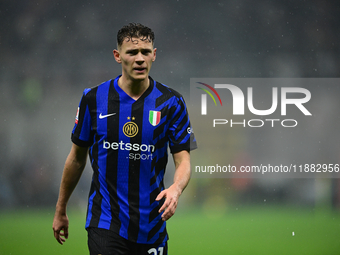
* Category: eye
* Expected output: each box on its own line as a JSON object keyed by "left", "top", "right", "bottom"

{"left": 142, "top": 50, "right": 152, "bottom": 55}
{"left": 126, "top": 50, "right": 138, "bottom": 55}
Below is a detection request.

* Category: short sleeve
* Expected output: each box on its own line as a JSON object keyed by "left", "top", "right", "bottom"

{"left": 71, "top": 89, "right": 93, "bottom": 147}
{"left": 168, "top": 96, "right": 197, "bottom": 154}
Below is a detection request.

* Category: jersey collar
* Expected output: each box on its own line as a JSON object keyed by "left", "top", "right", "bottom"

{"left": 113, "top": 75, "right": 155, "bottom": 103}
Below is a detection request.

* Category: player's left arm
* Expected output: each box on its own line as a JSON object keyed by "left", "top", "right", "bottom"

{"left": 156, "top": 150, "right": 191, "bottom": 221}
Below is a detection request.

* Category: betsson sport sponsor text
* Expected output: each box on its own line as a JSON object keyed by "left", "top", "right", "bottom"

{"left": 103, "top": 140, "right": 155, "bottom": 161}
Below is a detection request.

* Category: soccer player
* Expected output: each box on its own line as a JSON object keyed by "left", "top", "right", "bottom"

{"left": 52, "top": 23, "right": 197, "bottom": 255}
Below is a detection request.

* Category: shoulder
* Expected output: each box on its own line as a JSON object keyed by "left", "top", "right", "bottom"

{"left": 155, "top": 81, "right": 183, "bottom": 98}
{"left": 81, "top": 79, "right": 113, "bottom": 99}
{"left": 153, "top": 80, "right": 185, "bottom": 107}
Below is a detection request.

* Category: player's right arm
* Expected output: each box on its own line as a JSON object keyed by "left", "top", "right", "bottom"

{"left": 52, "top": 143, "right": 88, "bottom": 245}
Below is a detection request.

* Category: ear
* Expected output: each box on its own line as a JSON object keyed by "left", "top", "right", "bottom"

{"left": 113, "top": 49, "right": 121, "bottom": 63}
{"left": 152, "top": 48, "right": 157, "bottom": 62}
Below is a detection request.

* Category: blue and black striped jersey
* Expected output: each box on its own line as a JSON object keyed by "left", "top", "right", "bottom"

{"left": 71, "top": 75, "right": 197, "bottom": 244}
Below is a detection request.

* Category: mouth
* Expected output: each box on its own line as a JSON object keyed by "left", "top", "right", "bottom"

{"left": 134, "top": 67, "right": 146, "bottom": 73}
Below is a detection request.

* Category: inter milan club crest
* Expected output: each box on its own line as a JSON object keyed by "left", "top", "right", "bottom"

{"left": 123, "top": 116, "right": 139, "bottom": 137}
{"left": 149, "top": 111, "right": 161, "bottom": 126}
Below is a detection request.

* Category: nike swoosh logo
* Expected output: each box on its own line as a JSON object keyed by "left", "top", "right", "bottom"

{"left": 99, "top": 113, "right": 116, "bottom": 119}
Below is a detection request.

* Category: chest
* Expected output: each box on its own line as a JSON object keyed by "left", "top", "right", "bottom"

{"left": 91, "top": 100, "right": 168, "bottom": 146}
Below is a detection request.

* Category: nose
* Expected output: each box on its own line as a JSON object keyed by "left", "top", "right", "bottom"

{"left": 135, "top": 52, "right": 144, "bottom": 63}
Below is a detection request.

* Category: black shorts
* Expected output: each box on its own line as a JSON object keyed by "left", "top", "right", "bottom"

{"left": 87, "top": 227, "right": 168, "bottom": 255}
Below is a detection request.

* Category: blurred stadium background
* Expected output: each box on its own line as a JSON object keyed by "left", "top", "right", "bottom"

{"left": 1, "top": 0, "right": 340, "bottom": 254}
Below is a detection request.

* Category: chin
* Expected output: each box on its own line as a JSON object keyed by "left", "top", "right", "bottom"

{"left": 132, "top": 75, "right": 148, "bottom": 81}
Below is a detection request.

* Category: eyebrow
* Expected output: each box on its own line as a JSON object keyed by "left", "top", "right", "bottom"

{"left": 125, "top": 48, "right": 153, "bottom": 54}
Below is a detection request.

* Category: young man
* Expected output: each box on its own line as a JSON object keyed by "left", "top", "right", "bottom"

{"left": 52, "top": 23, "right": 197, "bottom": 255}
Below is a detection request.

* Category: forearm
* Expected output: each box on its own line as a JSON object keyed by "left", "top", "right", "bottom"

{"left": 56, "top": 145, "right": 87, "bottom": 213}
{"left": 172, "top": 150, "right": 191, "bottom": 194}
{"left": 156, "top": 150, "right": 191, "bottom": 221}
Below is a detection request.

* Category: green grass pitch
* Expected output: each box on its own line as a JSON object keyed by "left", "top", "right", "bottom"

{"left": 0, "top": 206, "right": 339, "bottom": 254}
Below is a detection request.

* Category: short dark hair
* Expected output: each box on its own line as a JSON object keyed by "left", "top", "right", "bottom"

{"left": 117, "top": 23, "right": 155, "bottom": 47}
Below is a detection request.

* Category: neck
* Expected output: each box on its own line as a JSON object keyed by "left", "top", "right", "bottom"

{"left": 118, "top": 75, "right": 149, "bottom": 100}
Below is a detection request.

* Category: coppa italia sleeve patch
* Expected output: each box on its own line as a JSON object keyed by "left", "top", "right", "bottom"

{"left": 75, "top": 107, "right": 79, "bottom": 124}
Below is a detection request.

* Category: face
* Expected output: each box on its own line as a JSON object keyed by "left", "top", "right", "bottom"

{"left": 113, "top": 37, "right": 156, "bottom": 83}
